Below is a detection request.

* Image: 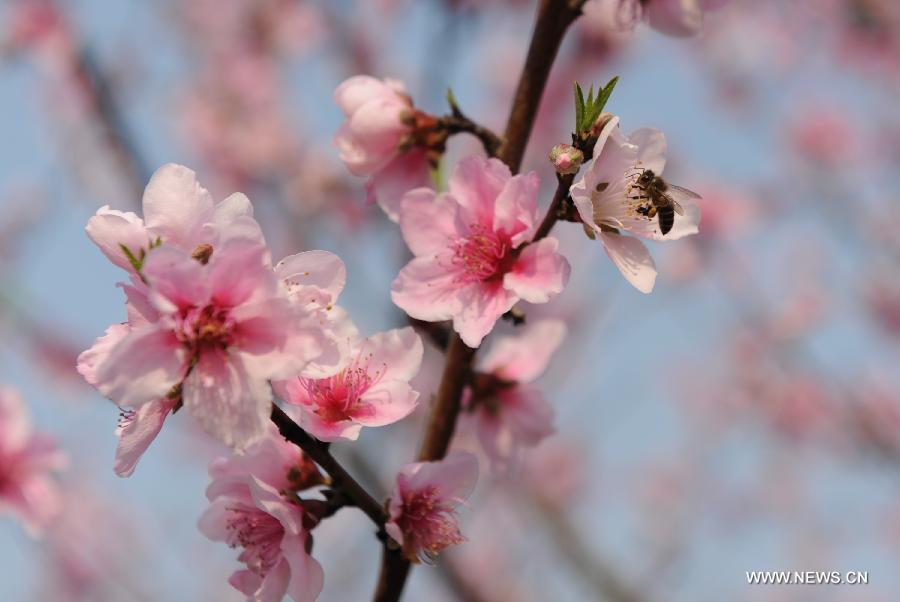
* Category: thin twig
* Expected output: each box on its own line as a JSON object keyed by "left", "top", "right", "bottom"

{"left": 270, "top": 404, "right": 387, "bottom": 528}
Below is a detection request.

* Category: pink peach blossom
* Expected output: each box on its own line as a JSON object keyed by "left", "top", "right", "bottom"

{"left": 80, "top": 236, "right": 330, "bottom": 449}
{"left": 274, "top": 327, "right": 423, "bottom": 442}
{"left": 199, "top": 474, "right": 323, "bottom": 602}
{"left": 391, "top": 156, "right": 571, "bottom": 347}
{"left": 206, "top": 425, "right": 324, "bottom": 501}
{"left": 570, "top": 116, "right": 700, "bottom": 293}
{"left": 333, "top": 75, "right": 431, "bottom": 221}
{"left": 463, "top": 320, "right": 565, "bottom": 472}
{"left": 386, "top": 451, "right": 478, "bottom": 563}
{"left": 584, "top": 0, "right": 726, "bottom": 37}
{"left": 0, "top": 387, "right": 66, "bottom": 536}
{"left": 85, "top": 163, "right": 265, "bottom": 280}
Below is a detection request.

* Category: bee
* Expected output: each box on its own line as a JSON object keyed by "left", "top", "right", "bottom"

{"left": 628, "top": 169, "right": 700, "bottom": 236}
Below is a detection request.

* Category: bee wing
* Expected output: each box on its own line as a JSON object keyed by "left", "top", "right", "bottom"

{"left": 665, "top": 185, "right": 701, "bottom": 215}
{"left": 658, "top": 191, "right": 685, "bottom": 215}
{"left": 668, "top": 184, "right": 702, "bottom": 200}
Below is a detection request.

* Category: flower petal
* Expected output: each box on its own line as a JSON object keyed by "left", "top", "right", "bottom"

{"left": 599, "top": 232, "right": 657, "bottom": 293}
{"left": 142, "top": 163, "right": 214, "bottom": 247}
{"left": 114, "top": 398, "right": 174, "bottom": 477}
{"left": 504, "top": 237, "right": 570, "bottom": 304}
{"left": 183, "top": 350, "right": 271, "bottom": 449}
{"left": 481, "top": 319, "right": 567, "bottom": 383}
{"left": 93, "top": 325, "right": 185, "bottom": 408}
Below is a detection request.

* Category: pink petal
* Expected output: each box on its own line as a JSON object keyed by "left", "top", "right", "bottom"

{"left": 391, "top": 256, "right": 461, "bottom": 322}
{"left": 257, "top": 559, "right": 291, "bottom": 602}
{"left": 406, "top": 451, "right": 479, "bottom": 503}
{"left": 275, "top": 250, "right": 347, "bottom": 306}
{"left": 249, "top": 477, "right": 304, "bottom": 535}
{"left": 491, "top": 170, "right": 540, "bottom": 247}
{"left": 599, "top": 232, "right": 657, "bottom": 293}
{"left": 282, "top": 533, "right": 325, "bottom": 602}
{"left": 141, "top": 246, "right": 209, "bottom": 313}
{"left": 499, "top": 385, "right": 556, "bottom": 445}
{"left": 77, "top": 323, "right": 130, "bottom": 389}
{"left": 453, "top": 282, "right": 517, "bottom": 348}
{"left": 629, "top": 127, "right": 667, "bottom": 174}
{"left": 354, "top": 381, "right": 420, "bottom": 427}
{"left": 114, "top": 398, "right": 174, "bottom": 477}
{"left": 85, "top": 206, "right": 150, "bottom": 273}
{"left": 207, "top": 237, "right": 276, "bottom": 307}
{"left": 646, "top": 0, "right": 705, "bottom": 36}
{"left": 334, "top": 75, "right": 400, "bottom": 116}
{"left": 358, "top": 327, "right": 424, "bottom": 382}
{"left": 448, "top": 156, "right": 511, "bottom": 227}
{"left": 0, "top": 388, "right": 30, "bottom": 454}
{"left": 398, "top": 189, "right": 461, "bottom": 256}
{"left": 183, "top": 349, "right": 271, "bottom": 449}
{"left": 94, "top": 325, "right": 185, "bottom": 408}
{"left": 141, "top": 163, "right": 214, "bottom": 248}
{"left": 504, "top": 237, "right": 570, "bottom": 304}
{"left": 367, "top": 150, "right": 433, "bottom": 222}
{"left": 228, "top": 569, "right": 264, "bottom": 597}
{"left": 481, "top": 319, "right": 567, "bottom": 383}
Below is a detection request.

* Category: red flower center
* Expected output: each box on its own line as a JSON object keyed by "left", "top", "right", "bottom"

{"left": 225, "top": 505, "right": 285, "bottom": 578}
{"left": 451, "top": 225, "right": 513, "bottom": 284}
{"left": 397, "top": 485, "right": 464, "bottom": 563}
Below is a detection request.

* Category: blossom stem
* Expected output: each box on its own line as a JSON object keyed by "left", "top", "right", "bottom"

{"left": 533, "top": 172, "right": 576, "bottom": 244}
{"left": 373, "top": 2, "right": 586, "bottom": 601}
{"left": 269, "top": 404, "right": 387, "bottom": 528}
{"left": 441, "top": 108, "right": 502, "bottom": 158}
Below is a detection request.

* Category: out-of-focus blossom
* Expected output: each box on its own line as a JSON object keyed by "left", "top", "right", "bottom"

{"left": 787, "top": 106, "right": 859, "bottom": 168}
{"left": 571, "top": 116, "right": 700, "bottom": 293}
{"left": 199, "top": 474, "right": 323, "bottom": 602}
{"left": 0, "top": 387, "right": 66, "bottom": 536}
{"left": 462, "top": 320, "right": 565, "bottom": 472}
{"left": 583, "top": 0, "right": 726, "bottom": 37}
{"left": 386, "top": 451, "right": 478, "bottom": 563}
{"left": 333, "top": 75, "right": 432, "bottom": 220}
{"left": 274, "top": 328, "right": 424, "bottom": 442}
{"left": 80, "top": 236, "right": 332, "bottom": 450}
{"left": 392, "top": 156, "right": 571, "bottom": 347}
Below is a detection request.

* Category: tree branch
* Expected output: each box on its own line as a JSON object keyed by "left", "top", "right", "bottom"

{"left": 373, "top": 2, "right": 585, "bottom": 600}
{"left": 497, "top": 0, "right": 585, "bottom": 172}
{"left": 270, "top": 404, "right": 387, "bottom": 528}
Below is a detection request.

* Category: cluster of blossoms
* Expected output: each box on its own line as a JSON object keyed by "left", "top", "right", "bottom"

{"left": 71, "top": 4, "right": 707, "bottom": 596}
{"left": 75, "top": 163, "right": 481, "bottom": 599}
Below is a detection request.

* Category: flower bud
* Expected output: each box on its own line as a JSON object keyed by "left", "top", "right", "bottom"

{"left": 549, "top": 144, "right": 584, "bottom": 175}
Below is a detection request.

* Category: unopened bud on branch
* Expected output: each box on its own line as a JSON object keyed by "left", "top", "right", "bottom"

{"left": 549, "top": 143, "right": 584, "bottom": 175}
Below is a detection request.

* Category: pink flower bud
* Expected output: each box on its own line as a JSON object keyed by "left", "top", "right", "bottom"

{"left": 548, "top": 144, "right": 584, "bottom": 175}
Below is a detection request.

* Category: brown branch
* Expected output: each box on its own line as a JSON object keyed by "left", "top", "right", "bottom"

{"left": 441, "top": 104, "right": 503, "bottom": 158}
{"left": 270, "top": 404, "right": 387, "bottom": 528}
{"left": 373, "top": 2, "right": 586, "bottom": 601}
{"left": 497, "top": 0, "right": 585, "bottom": 172}
{"left": 417, "top": 333, "right": 476, "bottom": 462}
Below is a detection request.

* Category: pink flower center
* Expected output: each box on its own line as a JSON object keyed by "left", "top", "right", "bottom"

{"left": 298, "top": 357, "right": 385, "bottom": 424}
{"left": 175, "top": 304, "right": 236, "bottom": 352}
{"left": 451, "top": 225, "right": 513, "bottom": 284}
{"left": 397, "top": 485, "right": 464, "bottom": 562}
{"left": 225, "top": 505, "right": 285, "bottom": 578}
